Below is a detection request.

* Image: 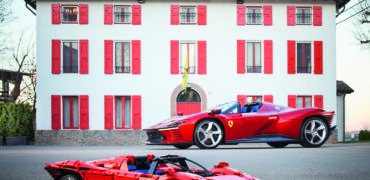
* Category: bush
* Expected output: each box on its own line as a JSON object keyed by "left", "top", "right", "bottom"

{"left": 0, "top": 103, "right": 34, "bottom": 137}
{"left": 359, "top": 130, "right": 370, "bottom": 141}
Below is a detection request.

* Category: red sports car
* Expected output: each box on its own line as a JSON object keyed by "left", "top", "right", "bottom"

{"left": 44, "top": 154, "right": 258, "bottom": 180}
{"left": 145, "top": 101, "right": 336, "bottom": 149}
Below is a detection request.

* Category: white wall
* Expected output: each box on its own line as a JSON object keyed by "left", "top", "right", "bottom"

{"left": 337, "top": 95, "right": 344, "bottom": 141}
{"left": 36, "top": 0, "right": 337, "bottom": 130}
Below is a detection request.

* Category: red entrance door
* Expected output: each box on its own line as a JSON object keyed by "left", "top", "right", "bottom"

{"left": 176, "top": 89, "right": 201, "bottom": 115}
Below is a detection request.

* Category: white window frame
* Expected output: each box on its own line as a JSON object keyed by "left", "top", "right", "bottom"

{"left": 296, "top": 41, "right": 313, "bottom": 74}
{"left": 114, "top": 5, "right": 132, "bottom": 24}
{"left": 62, "top": 40, "right": 79, "bottom": 74}
{"left": 179, "top": 6, "right": 197, "bottom": 24}
{"left": 180, "top": 41, "right": 197, "bottom": 74}
{"left": 245, "top": 40, "right": 263, "bottom": 73}
{"left": 114, "top": 40, "right": 131, "bottom": 74}
{"left": 61, "top": 5, "right": 79, "bottom": 24}
{"left": 245, "top": 6, "right": 263, "bottom": 25}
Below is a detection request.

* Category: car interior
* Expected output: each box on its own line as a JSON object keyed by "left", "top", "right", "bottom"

{"left": 241, "top": 102, "right": 262, "bottom": 113}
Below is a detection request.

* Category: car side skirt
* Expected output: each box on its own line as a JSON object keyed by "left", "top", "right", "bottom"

{"left": 225, "top": 134, "right": 301, "bottom": 144}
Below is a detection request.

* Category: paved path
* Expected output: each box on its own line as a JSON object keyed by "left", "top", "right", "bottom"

{"left": 1, "top": 143, "right": 369, "bottom": 180}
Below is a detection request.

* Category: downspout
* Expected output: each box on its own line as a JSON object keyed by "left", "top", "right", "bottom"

{"left": 343, "top": 94, "right": 346, "bottom": 142}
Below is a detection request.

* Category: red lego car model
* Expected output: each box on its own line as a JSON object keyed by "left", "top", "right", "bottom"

{"left": 45, "top": 154, "right": 258, "bottom": 180}
{"left": 145, "top": 101, "right": 336, "bottom": 149}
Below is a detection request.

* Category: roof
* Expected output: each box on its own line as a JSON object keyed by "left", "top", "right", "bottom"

{"left": 0, "top": 69, "right": 30, "bottom": 81}
{"left": 26, "top": 0, "right": 350, "bottom": 11}
{"left": 337, "top": 80, "right": 354, "bottom": 94}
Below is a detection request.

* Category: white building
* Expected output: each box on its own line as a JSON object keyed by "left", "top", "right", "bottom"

{"left": 35, "top": 0, "right": 345, "bottom": 145}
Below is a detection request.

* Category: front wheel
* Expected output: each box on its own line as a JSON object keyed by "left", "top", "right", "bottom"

{"left": 194, "top": 120, "right": 224, "bottom": 149}
{"left": 267, "top": 142, "right": 288, "bottom": 148}
{"left": 59, "top": 174, "right": 81, "bottom": 180}
{"left": 173, "top": 144, "right": 192, "bottom": 149}
{"left": 300, "top": 117, "right": 328, "bottom": 147}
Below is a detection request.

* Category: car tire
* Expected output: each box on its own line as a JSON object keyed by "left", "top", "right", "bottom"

{"left": 59, "top": 174, "right": 81, "bottom": 180}
{"left": 267, "top": 142, "right": 288, "bottom": 148}
{"left": 173, "top": 145, "right": 192, "bottom": 149}
{"left": 194, "top": 119, "right": 224, "bottom": 149}
{"left": 300, "top": 117, "right": 328, "bottom": 148}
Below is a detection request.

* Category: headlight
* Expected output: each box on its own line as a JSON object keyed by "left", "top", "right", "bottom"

{"left": 158, "top": 120, "right": 188, "bottom": 130}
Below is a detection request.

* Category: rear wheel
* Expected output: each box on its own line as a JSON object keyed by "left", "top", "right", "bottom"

{"left": 194, "top": 119, "right": 224, "bottom": 149}
{"left": 300, "top": 117, "right": 328, "bottom": 147}
{"left": 173, "top": 144, "right": 192, "bottom": 149}
{"left": 59, "top": 174, "right": 80, "bottom": 180}
{"left": 267, "top": 142, "right": 288, "bottom": 148}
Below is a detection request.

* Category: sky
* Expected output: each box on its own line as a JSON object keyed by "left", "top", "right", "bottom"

{"left": 1, "top": 0, "right": 369, "bottom": 131}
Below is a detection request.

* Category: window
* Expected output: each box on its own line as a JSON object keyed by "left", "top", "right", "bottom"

{"left": 296, "top": 7, "right": 311, "bottom": 25}
{"left": 246, "top": 42, "right": 262, "bottom": 73}
{"left": 63, "top": 96, "right": 79, "bottom": 129}
{"left": 63, "top": 41, "right": 79, "bottom": 73}
{"left": 115, "top": 41, "right": 131, "bottom": 73}
{"left": 246, "top": 7, "right": 262, "bottom": 25}
{"left": 297, "top": 96, "right": 312, "bottom": 108}
{"left": 180, "top": 42, "right": 196, "bottom": 74}
{"left": 115, "top": 96, "right": 131, "bottom": 129}
{"left": 247, "top": 96, "right": 262, "bottom": 103}
{"left": 114, "top": 6, "right": 131, "bottom": 24}
{"left": 180, "top": 6, "right": 196, "bottom": 24}
{"left": 297, "top": 42, "right": 311, "bottom": 73}
{"left": 62, "top": 5, "right": 78, "bottom": 23}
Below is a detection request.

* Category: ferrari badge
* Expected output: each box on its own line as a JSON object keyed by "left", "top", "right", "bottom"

{"left": 228, "top": 120, "right": 233, "bottom": 128}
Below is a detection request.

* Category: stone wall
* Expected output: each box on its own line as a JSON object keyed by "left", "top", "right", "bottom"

{"left": 36, "top": 130, "right": 147, "bottom": 145}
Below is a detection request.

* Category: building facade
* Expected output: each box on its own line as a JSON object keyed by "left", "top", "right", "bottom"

{"left": 36, "top": 0, "right": 337, "bottom": 145}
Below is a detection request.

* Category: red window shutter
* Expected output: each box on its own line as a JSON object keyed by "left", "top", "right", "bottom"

{"left": 51, "top": 4, "right": 61, "bottom": 24}
{"left": 132, "top": 95, "right": 142, "bottom": 129}
{"left": 263, "top": 6, "right": 272, "bottom": 26}
{"left": 104, "top": 40, "right": 113, "bottom": 74}
{"left": 51, "top": 95, "right": 61, "bottom": 130}
{"left": 264, "top": 40, "right": 273, "bottom": 74}
{"left": 132, "top": 5, "right": 141, "bottom": 25}
{"left": 104, "top": 95, "right": 114, "bottom": 129}
{"left": 313, "top": 6, "right": 322, "bottom": 26}
{"left": 237, "top": 5, "right": 246, "bottom": 25}
{"left": 132, "top": 40, "right": 141, "bottom": 74}
{"left": 171, "top": 5, "right": 179, "bottom": 25}
{"left": 264, "top": 95, "right": 273, "bottom": 103}
{"left": 287, "top": 6, "right": 296, "bottom": 26}
{"left": 197, "top": 5, "right": 207, "bottom": 25}
{"left": 314, "top": 41, "right": 323, "bottom": 74}
{"left": 287, "top": 40, "right": 296, "bottom": 74}
{"left": 314, "top": 95, "right": 323, "bottom": 109}
{"left": 237, "top": 40, "right": 246, "bottom": 74}
{"left": 197, "top": 41, "right": 207, "bottom": 74}
{"left": 51, "top": 39, "right": 61, "bottom": 74}
{"left": 79, "top": 95, "right": 89, "bottom": 129}
{"left": 170, "top": 40, "right": 179, "bottom": 74}
{"left": 288, "top": 95, "right": 296, "bottom": 108}
{"left": 79, "top": 40, "right": 89, "bottom": 74}
{"left": 104, "top": 4, "right": 113, "bottom": 25}
{"left": 237, "top": 95, "right": 246, "bottom": 106}
{"left": 79, "top": 4, "right": 89, "bottom": 24}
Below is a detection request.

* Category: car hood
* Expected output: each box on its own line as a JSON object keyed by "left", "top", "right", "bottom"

{"left": 145, "top": 112, "right": 206, "bottom": 130}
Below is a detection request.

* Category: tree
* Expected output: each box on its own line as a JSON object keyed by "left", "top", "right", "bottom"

{"left": 0, "top": 0, "right": 15, "bottom": 53}
{"left": 337, "top": 0, "right": 370, "bottom": 48}
{"left": 9, "top": 31, "right": 35, "bottom": 104}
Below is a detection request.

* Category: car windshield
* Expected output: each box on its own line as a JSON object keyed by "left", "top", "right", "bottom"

{"left": 208, "top": 101, "right": 241, "bottom": 114}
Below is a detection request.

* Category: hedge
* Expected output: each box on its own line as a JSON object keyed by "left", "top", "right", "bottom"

{"left": 359, "top": 130, "right": 370, "bottom": 141}
{"left": 0, "top": 103, "right": 34, "bottom": 137}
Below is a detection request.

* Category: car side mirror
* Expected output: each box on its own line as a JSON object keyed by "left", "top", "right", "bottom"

{"left": 209, "top": 109, "right": 222, "bottom": 114}
{"left": 177, "top": 112, "right": 183, "bottom": 116}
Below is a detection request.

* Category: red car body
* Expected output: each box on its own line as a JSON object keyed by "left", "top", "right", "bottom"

{"left": 145, "top": 102, "right": 335, "bottom": 149}
{"left": 44, "top": 154, "right": 258, "bottom": 180}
